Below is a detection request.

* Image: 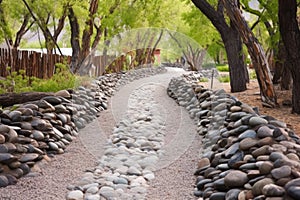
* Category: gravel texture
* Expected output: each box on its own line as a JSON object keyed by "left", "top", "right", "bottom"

{"left": 0, "top": 137, "right": 96, "bottom": 200}
{"left": 0, "top": 67, "right": 200, "bottom": 200}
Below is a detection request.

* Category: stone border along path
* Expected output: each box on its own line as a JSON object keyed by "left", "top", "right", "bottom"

{"left": 66, "top": 67, "right": 206, "bottom": 200}
{"left": 168, "top": 73, "right": 300, "bottom": 200}
{"left": 0, "top": 66, "right": 168, "bottom": 200}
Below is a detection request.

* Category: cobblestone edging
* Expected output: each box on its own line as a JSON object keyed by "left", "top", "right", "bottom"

{"left": 167, "top": 73, "right": 300, "bottom": 200}
{"left": 0, "top": 67, "right": 166, "bottom": 188}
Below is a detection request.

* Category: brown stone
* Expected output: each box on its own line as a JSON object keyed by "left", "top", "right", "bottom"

{"left": 239, "top": 138, "right": 258, "bottom": 151}
{"left": 198, "top": 158, "right": 210, "bottom": 169}
{"left": 258, "top": 137, "right": 274, "bottom": 147}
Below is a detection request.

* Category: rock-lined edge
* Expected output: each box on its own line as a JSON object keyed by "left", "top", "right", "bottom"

{"left": 0, "top": 67, "right": 166, "bottom": 188}
{"left": 167, "top": 72, "right": 300, "bottom": 200}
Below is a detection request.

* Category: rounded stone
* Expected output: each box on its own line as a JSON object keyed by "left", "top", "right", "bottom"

{"left": 198, "top": 157, "right": 210, "bottom": 169}
{"left": 0, "top": 175, "right": 9, "bottom": 187}
{"left": 252, "top": 178, "right": 274, "bottom": 196}
{"left": 7, "top": 129, "right": 18, "bottom": 143}
{"left": 224, "top": 170, "right": 248, "bottom": 188}
{"left": 8, "top": 111, "right": 22, "bottom": 122}
{"left": 209, "top": 192, "right": 226, "bottom": 200}
{"left": 6, "top": 174, "right": 17, "bottom": 185}
{"left": 42, "top": 96, "right": 62, "bottom": 105}
{"left": 8, "top": 161, "right": 21, "bottom": 169}
{"left": 84, "top": 194, "right": 100, "bottom": 200}
{"left": 262, "top": 183, "right": 285, "bottom": 197}
{"left": 31, "top": 118, "right": 52, "bottom": 131}
{"left": 113, "top": 177, "right": 128, "bottom": 185}
{"left": 286, "top": 153, "right": 299, "bottom": 161}
{"left": 197, "top": 179, "right": 212, "bottom": 190}
{"left": 257, "top": 126, "right": 273, "bottom": 138}
{"left": 259, "top": 161, "right": 274, "bottom": 175}
{"left": 257, "top": 137, "right": 274, "bottom": 147}
{"left": 86, "top": 186, "right": 99, "bottom": 194}
{"left": 21, "top": 108, "right": 34, "bottom": 116}
{"left": 19, "top": 163, "right": 30, "bottom": 175}
{"left": 9, "top": 168, "right": 23, "bottom": 178}
{"left": 99, "top": 186, "right": 116, "bottom": 199}
{"left": 239, "top": 138, "right": 258, "bottom": 151}
{"left": 0, "top": 135, "right": 5, "bottom": 144}
{"left": 249, "top": 116, "right": 268, "bottom": 126}
{"left": 271, "top": 165, "right": 291, "bottom": 179}
{"left": 31, "top": 130, "right": 44, "bottom": 141}
{"left": 144, "top": 173, "right": 155, "bottom": 181}
{"left": 238, "top": 130, "right": 257, "bottom": 140}
{"left": 224, "top": 143, "right": 240, "bottom": 158}
{"left": 269, "top": 152, "right": 286, "bottom": 162}
{"left": 127, "top": 166, "right": 142, "bottom": 176}
{"left": 252, "top": 145, "right": 270, "bottom": 158}
{"left": 55, "top": 90, "right": 71, "bottom": 98}
{"left": 0, "top": 144, "right": 8, "bottom": 153}
{"left": 287, "top": 186, "right": 300, "bottom": 199}
{"left": 66, "top": 190, "right": 84, "bottom": 200}
{"left": 55, "top": 104, "right": 68, "bottom": 113}
{"left": 0, "top": 153, "right": 16, "bottom": 164}
{"left": 19, "top": 153, "right": 39, "bottom": 163}
{"left": 226, "top": 189, "right": 241, "bottom": 200}
{"left": 230, "top": 106, "right": 242, "bottom": 112}
{"left": 48, "top": 142, "right": 59, "bottom": 151}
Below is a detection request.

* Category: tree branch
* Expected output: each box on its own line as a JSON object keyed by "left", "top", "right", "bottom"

{"left": 22, "top": 0, "right": 63, "bottom": 55}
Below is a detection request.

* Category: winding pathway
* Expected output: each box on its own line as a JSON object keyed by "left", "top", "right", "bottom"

{"left": 74, "top": 67, "right": 201, "bottom": 199}
{"left": 0, "top": 67, "right": 201, "bottom": 200}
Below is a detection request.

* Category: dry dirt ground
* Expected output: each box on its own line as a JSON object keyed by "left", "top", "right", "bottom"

{"left": 209, "top": 80, "right": 300, "bottom": 135}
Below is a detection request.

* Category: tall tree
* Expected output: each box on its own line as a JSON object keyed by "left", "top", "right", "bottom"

{"left": 241, "top": 0, "right": 291, "bottom": 90}
{"left": 68, "top": 0, "right": 122, "bottom": 74}
{"left": 0, "top": 0, "right": 34, "bottom": 49}
{"left": 22, "top": 0, "right": 67, "bottom": 54}
{"left": 221, "top": 0, "right": 277, "bottom": 107}
{"left": 279, "top": 0, "right": 300, "bottom": 113}
{"left": 182, "top": 6, "right": 225, "bottom": 65}
{"left": 191, "top": 0, "right": 248, "bottom": 92}
{"left": 168, "top": 30, "right": 207, "bottom": 71}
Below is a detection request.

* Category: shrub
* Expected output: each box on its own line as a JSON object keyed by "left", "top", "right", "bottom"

{"left": 0, "top": 68, "right": 33, "bottom": 93}
{"left": 218, "top": 75, "right": 230, "bottom": 83}
{"left": 0, "top": 63, "right": 77, "bottom": 94}
{"left": 199, "top": 77, "right": 209, "bottom": 82}
{"left": 31, "top": 63, "right": 76, "bottom": 92}
{"left": 202, "top": 63, "right": 216, "bottom": 69}
{"left": 216, "top": 64, "right": 229, "bottom": 72}
{"left": 249, "top": 70, "right": 257, "bottom": 79}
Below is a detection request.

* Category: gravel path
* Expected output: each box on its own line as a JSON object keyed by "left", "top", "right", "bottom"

{"left": 0, "top": 68, "right": 201, "bottom": 200}
{"left": 109, "top": 68, "right": 201, "bottom": 199}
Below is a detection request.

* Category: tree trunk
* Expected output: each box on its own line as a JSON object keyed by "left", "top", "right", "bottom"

{"left": 222, "top": 0, "right": 277, "bottom": 107}
{"left": 0, "top": 92, "right": 54, "bottom": 107}
{"left": 78, "top": 0, "right": 99, "bottom": 71}
{"left": 273, "top": 42, "right": 285, "bottom": 83}
{"left": 191, "top": 0, "right": 247, "bottom": 92}
{"left": 281, "top": 65, "right": 291, "bottom": 90}
{"left": 222, "top": 23, "right": 248, "bottom": 92}
{"left": 279, "top": 0, "right": 300, "bottom": 113}
{"left": 68, "top": 7, "right": 80, "bottom": 73}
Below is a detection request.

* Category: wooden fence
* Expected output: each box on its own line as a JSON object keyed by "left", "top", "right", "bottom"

{"left": 0, "top": 48, "right": 158, "bottom": 79}
{"left": 0, "top": 48, "right": 129, "bottom": 79}
{"left": 0, "top": 48, "right": 71, "bottom": 79}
